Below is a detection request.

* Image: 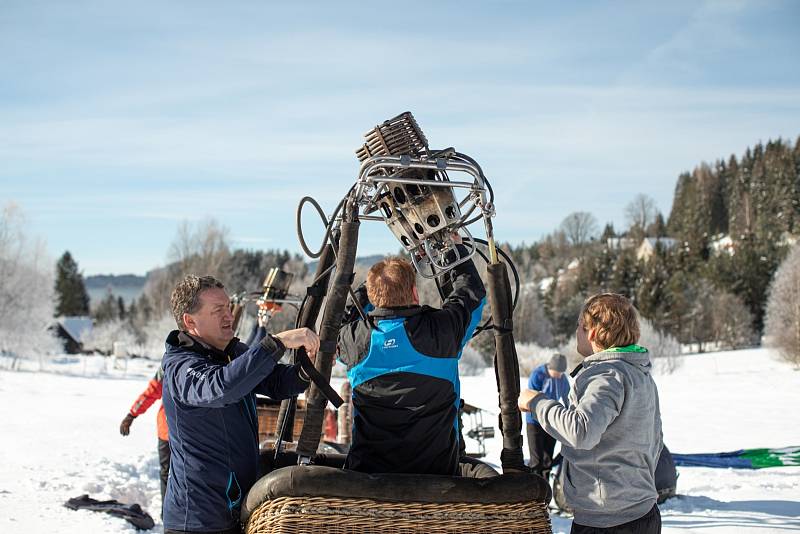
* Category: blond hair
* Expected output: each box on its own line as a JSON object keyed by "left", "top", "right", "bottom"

{"left": 580, "top": 293, "right": 640, "bottom": 350}
{"left": 366, "top": 257, "right": 416, "bottom": 308}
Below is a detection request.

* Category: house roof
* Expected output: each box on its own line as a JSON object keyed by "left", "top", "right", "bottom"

{"left": 56, "top": 316, "right": 93, "bottom": 343}
{"left": 641, "top": 237, "right": 677, "bottom": 248}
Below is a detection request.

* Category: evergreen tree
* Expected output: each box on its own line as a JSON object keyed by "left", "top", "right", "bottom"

{"left": 93, "top": 291, "right": 120, "bottom": 323}
{"left": 600, "top": 223, "right": 616, "bottom": 242}
{"left": 54, "top": 251, "right": 90, "bottom": 316}
{"left": 709, "top": 237, "right": 786, "bottom": 332}
{"left": 609, "top": 249, "right": 639, "bottom": 299}
{"left": 634, "top": 248, "right": 670, "bottom": 325}
{"left": 645, "top": 213, "right": 667, "bottom": 238}
{"left": 117, "top": 296, "right": 126, "bottom": 320}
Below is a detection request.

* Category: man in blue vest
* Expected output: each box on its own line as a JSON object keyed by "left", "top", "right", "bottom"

{"left": 337, "top": 238, "right": 485, "bottom": 475}
{"left": 526, "top": 353, "right": 570, "bottom": 479}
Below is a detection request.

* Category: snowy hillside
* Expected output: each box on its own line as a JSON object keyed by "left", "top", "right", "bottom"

{"left": 1, "top": 348, "right": 798, "bottom": 533}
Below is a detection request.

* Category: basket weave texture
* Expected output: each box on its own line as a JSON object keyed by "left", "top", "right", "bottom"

{"left": 245, "top": 495, "right": 552, "bottom": 534}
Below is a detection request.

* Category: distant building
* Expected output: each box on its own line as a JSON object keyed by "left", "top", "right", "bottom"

{"left": 606, "top": 237, "right": 637, "bottom": 250}
{"left": 710, "top": 235, "right": 734, "bottom": 256}
{"left": 636, "top": 238, "right": 677, "bottom": 261}
{"left": 51, "top": 316, "right": 93, "bottom": 354}
{"left": 779, "top": 232, "right": 798, "bottom": 247}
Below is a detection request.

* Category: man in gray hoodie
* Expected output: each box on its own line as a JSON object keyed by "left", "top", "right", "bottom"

{"left": 519, "top": 293, "right": 663, "bottom": 534}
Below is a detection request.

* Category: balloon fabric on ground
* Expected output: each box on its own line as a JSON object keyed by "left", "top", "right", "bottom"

{"left": 672, "top": 447, "right": 800, "bottom": 469}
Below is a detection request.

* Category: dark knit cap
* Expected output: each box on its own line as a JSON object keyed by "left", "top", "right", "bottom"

{"left": 547, "top": 353, "right": 567, "bottom": 373}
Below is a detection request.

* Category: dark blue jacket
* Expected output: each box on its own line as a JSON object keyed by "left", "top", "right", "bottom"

{"left": 244, "top": 324, "right": 267, "bottom": 347}
{"left": 161, "top": 330, "right": 308, "bottom": 532}
{"left": 525, "top": 363, "right": 570, "bottom": 425}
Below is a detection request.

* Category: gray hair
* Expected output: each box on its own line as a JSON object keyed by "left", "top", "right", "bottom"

{"left": 170, "top": 275, "right": 225, "bottom": 329}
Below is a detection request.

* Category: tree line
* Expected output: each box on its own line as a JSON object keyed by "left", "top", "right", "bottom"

{"left": 36, "top": 135, "right": 800, "bottom": 365}
{"left": 489, "top": 136, "right": 800, "bottom": 358}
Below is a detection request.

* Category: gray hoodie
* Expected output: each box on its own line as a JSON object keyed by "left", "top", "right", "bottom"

{"left": 530, "top": 346, "right": 663, "bottom": 528}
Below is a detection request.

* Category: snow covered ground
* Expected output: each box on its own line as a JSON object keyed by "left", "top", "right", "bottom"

{"left": 1, "top": 348, "right": 798, "bottom": 533}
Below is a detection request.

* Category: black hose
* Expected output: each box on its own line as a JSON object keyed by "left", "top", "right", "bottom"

{"left": 469, "top": 238, "right": 520, "bottom": 310}
{"left": 455, "top": 152, "right": 494, "bottom": 205}
{"left": 463, "top": 237, "right": 521, "bottom": 338}
{"left": 296, "top": 184, "right": 356, "bottom": 260}
{"left": 296, "top": 196, "right": 341, "bottom": 259}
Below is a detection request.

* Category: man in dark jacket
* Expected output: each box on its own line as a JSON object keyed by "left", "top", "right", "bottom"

{"left": 161, "top": 275, "right": 320, "bottom": 534}
{"left": 337, "top": 239, "right": 485, "bottom": 476}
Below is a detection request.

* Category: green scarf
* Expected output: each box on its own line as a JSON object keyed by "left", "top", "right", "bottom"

{"left": 600, "top": 344, "right": 648, "bottom": 353}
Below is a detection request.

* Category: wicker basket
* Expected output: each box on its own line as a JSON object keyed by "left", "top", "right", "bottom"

{"left": 246, "top": 495, "right": 550, "bottom": 534}
{"left": 243, "top": 466, "right": 552, "bottom": 534}
{"left": 257, "top": 399, "right": 306, "bottom": 445}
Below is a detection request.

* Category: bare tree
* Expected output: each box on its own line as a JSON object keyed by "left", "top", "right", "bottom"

{"left": 514, "top": 285, "right": 554, "bottom": 347}
{"left": 0, "top": 203, "right": 61, "bottom": 368}
{"left": 559, "top": 212, "right": 599, "bottom": 247}
{"left": 625, "top": 194, "right": 658, "bottom": 236}
{"left": 168, "top": 218, "right": 230, "bottom": 277}
{"left": 144, "top": 218, "right": 231, "bottom": 316}
{"left": 765, "top": 243, "right": 800, "bottom": 367}
{"left": 712, "top": 291, "right": 755, "bottom": 350}
{"left": 639, "top": 317, "right": 682, "bottom": 374}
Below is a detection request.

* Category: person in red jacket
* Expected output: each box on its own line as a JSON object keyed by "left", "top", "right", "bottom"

{"left": 120, "top": 367, "right": 170, "bottom": 509}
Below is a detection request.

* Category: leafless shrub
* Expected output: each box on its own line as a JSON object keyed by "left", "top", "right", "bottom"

{"left": 82, "top": 319, "right": 138, "bottom": 355}
{"left": 765, "top": 244, "right": 800, "bottom": 367}
{"left": 560, "top": 212, "right": 599, "bottom": 247}
{"left": 0, "top": 203, "right": 62, "bottom": 369}
{"left": 712, "top": 291, "right": 755, "bottom": 350}
{"left": 459, "top": 345, "right": 487, "bottom": 376}
{"left": 143, "top": 218, "right": 231, "bottom": 315}
{"left": 639, "top": 317, "right": 682, "bottom": 374}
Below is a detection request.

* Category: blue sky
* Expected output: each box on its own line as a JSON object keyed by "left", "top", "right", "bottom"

{"left": 2, "top": 1, "right": 799, "bottom": 275}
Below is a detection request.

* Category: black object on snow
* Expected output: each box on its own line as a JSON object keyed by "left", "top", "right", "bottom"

{"left": 65, "top": 494, "right": 155, "bottom": 530}
{"left": 655, "top": 445, "right": 678, "bottom": 503}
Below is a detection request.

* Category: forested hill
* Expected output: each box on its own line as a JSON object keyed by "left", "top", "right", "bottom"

{"left": 668, "top": 137, "right": 800, "bottom": 250}
{"left": 491, "top": 135, "right": 800, "bottom": 354}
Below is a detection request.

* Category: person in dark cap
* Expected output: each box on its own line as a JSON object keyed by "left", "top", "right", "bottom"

{"left": 525, "top": 353, "right": 570, "bottom": 479}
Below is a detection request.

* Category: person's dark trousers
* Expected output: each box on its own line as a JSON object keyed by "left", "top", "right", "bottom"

{"left": 570, "top": 504, "right": 661, "bottom": 534}
{"left": 158, "top": 438, "right": 170, "bottom": 517}
{"left": 527, "top": 422, "right": 556, "bottom": 479}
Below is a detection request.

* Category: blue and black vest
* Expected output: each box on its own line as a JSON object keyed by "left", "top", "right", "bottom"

{"left": 341, "top": 297, "right": 484, "bottom": 475}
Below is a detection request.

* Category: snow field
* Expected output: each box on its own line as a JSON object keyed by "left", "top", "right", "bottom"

{"left": 1, "top": 349, "right": 799, "bottom": 533}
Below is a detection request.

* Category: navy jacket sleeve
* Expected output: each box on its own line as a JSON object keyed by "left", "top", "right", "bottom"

{"left": 253, "top": 335, "right": 308, "bottom": 398}
{"left": 165, "top": 338, "right": 295, "bottom": 408}
{"left": 254, "top": 362, "right": 308, "bottom": 398}
{"left": 251, "top": 326, "right": 267, "bottom": 346}
{"left": 244, "top": 322, "right": 259, "bottom": 346}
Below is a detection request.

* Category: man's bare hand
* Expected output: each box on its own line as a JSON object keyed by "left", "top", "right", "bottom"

{"left": 451, "top": 232, "right": 463, "bottom": 245}
{"left": 274, "top": 328, "right": 320, "bottom": 358}
{"left": 518, "top": 389, "right": 541, "bottom": 413}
